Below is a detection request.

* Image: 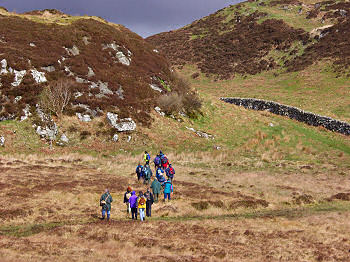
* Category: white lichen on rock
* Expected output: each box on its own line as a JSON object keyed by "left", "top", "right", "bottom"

{"left": 150, "top": 84, "right": 162, "bottom": 92}
{"left": 64, "top": 45, "right": 80, "bottom": 56}
{"left": 41, "top": 65, "right": 55, "bottom": 72}
{"left": 20, "top": 104, "right": 32, "bottom": 121}
{"left": 30, "top": 69, "right": 47, "bottom": 83}
{"left": 98, "top": 81, "right": 113, "bottom": 95}
{"left": 82, "top": 36, "right": 90, "bottom": 45}
{"left": 155, "top": 106, "right": 165, "bottom": 116}
{"left": 0, "top": 59, "right": 8, "bottom": 74}
{"left": 102, "top": 42, "right": 119, "bottom": 51}
{"left": 112, "top": 134, "right": 119, "bottom": 142}
{"left": 116, "top": 86, "right": 124, "bottom": 99}
{"left": 106, "top": 112, "right": 136, "bottom": 132}
{"left": 87, "top": 67, "right": 95, "bottom": 77}
{"left": 76, "top": 113, "right": 92, "bottom": 122}
{"left": 102, "top": 42, "right": 131, "bottom": 66}
{"left": 12, "top": 70, "right": 26, "bottom": 86}
{"left": 0, "top": 136, "right": 5, "bottom": 147}
{"left": 116, "top": 51, "right": 131, "bottom": 66}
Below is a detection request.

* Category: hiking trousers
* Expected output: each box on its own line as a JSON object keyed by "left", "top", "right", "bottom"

{"left": 164, "top": 193, "right": 171, "bottom": 200}
{"left": 102, "top": 209, "right": 110, "bottom": 220}
{"left": 139, "top": 208, "right": 145, "bottom": 221}
{"left": 146, "top": 202, "right": 152, "bottom": 217}
{"left": 131, "top": 207, "right": 138, "bottom": 219}
{"left": 153, "top": 193, "right": 159, "bottom": 202}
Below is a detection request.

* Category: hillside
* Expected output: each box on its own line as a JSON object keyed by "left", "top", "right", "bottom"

{"left": 147, "top": 0, "right": 350, "bottom": 79}
{"left": 0, "top": 8, "right": 194, "bottom": 126}
{"left": 1, "top": 4, "right": 350, "bottom": 262}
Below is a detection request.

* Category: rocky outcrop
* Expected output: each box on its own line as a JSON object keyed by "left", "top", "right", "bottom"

{"left": 76, "top": 113, "right": 92, "bottom": 122}
{"left": 106, "top": 112, "right": 136, "bottom": 132}
{"left": 0, "top": 136, "right": 5, "bottom": 147}
{"left": 112, "top": 134, "right": 119, "bottom": 142}
{"left": 56, "top": 133, "right": 69, "bottom": 146}
{"left": 20, "top": 104, "right": 32, "bottom": 121}
{"left": 35, "top": 105, "right": 58, "bottom": 140}
{"left": 186, "top": 126, "right": 214, "bottom": 139}
{"left": 221, "top": 97, "right": 350, "bottom": 136}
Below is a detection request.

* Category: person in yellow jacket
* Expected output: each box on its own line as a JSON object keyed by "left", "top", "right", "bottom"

{"left": 144, "top": 151, "right": 150, "bottom": 165}
{"left": 138, "top": 191, "right": 147, "bottom": 221}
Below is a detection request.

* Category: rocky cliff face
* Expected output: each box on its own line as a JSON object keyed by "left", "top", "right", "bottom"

{"left": 0, "top": 9, "right": 185, "bottom": 126}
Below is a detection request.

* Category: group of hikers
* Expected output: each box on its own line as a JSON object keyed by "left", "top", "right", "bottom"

{"left": 99, "top": 150, "right": 175, "bottom": 221}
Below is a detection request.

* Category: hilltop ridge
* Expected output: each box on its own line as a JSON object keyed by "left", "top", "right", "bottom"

{"left": 147, "top": 0, "right": 350, "bottom": 79}
{"left": 0, "top": 8, "right": 195, "bottom": 126}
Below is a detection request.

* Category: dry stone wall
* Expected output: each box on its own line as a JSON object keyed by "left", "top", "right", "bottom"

{"left": 221, "top": 97, "right": 350, "bottom": 136}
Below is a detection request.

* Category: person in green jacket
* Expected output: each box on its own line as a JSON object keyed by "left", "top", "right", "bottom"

{"left": 100, "top": 189, "right": 113, "bottom": 221}
{"left": 150, "top": 177, "right": 161, "bottom": 203}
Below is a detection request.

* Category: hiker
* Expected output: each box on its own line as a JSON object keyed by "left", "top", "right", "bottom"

{"left": 129, "top": 191, "right": 138, "bottom": 220}
{"left": 163, "top": 179, "right": 173, "bottom": 201}
{"left": 150, "top": 177, "right": 161, "bottom": 202}
{"left": 136, "top": 163, "right": 143, "bottom": 181}
{"left": 158, "top": 174, "right": 166, "bottom": 184}
{"left": 100, "top": 189, "right": 113, "bottom": 221}
{"left": 143, "top": 164, "right": 152, "bottom": 185}
{"left": 144, "top": 188, "right": 154, "bottom": 217}
{"left": 138, "top": 192, "right": 147, "bottom": 221}
{"left": 161, "top": 154, "right": 169, "bottom": 169}
{"left": 144, "top": 151, "right": 150, "bottom": 165}
{"left": 156, "top": 166, "right": 164, "bottom": 180}
{"left": 165, "top": 164, "right": 175, "bottom": 182}
{"left": 153, "top": 154, "right": 161, "bottom": 169}
{"left": 123, "top": 186, "right": 132, "bottom": 215}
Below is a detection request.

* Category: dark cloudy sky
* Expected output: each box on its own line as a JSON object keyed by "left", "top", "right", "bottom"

{"left": 0, "top": 0, "right": 242, "bottom": 37}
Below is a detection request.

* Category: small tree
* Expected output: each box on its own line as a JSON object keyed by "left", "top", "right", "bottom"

{"left": 40, "top": 78, "right": 73, "bottom": 118}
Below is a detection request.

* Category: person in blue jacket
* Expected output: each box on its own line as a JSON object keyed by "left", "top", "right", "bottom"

{"left": 136, "top": 163, "right": 143, "bottom": 181}
{"left": 156, "top": 166, "right": 164, "bottom": 180}
{"left": 163, "top": 179, "right": 173, "bottom": 201}
{"left": 158, "top": 174, "right": 166, "bottom": 184}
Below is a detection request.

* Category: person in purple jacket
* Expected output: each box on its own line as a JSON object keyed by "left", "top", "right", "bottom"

{"left": 128, "top": 191, "right": 138, "bottom": 220}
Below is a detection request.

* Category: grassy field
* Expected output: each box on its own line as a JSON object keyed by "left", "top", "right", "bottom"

{"left": 1, "top": 1, "right": 350, "bottom": 259}
{"left": 0, "top": 151, "right": 350, "bottom": 261}
{"left": 1, "top": 68, "right": 350, "bottom": 260}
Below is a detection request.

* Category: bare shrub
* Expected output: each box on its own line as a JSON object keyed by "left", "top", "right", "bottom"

{"left": 158, "top": 91, "right": 202, "bottom": 117}
{"left": 158, "top": 72, "right": 202, "bottom": 117}
{"left": 158, "top": 93, "right": 183, "bottom": 115}
{"left": 182, "top": 91, "right": 202, "bottom": 116}
{"left": 39, "top": 79, "right": 73, "bottom": 117}
{"left": 169, "top": 71, "right": 190, "bottom": 93}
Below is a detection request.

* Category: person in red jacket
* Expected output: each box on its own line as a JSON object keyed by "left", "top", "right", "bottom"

{"left": 161, "top": 154, "right": 169, "bottom": 169}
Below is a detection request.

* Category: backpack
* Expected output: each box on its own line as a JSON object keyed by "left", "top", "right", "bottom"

{"left": 146, "top": 153, "right": 150, "bottom": 160}
{"left": 137, "top": 166, "right": 142, "bottom": 173}
{"left": 154, "top": 156, "right": 160, "bottom": 165}
{"left": 169, "top": 167, "right": 175, "bottom": 175}
{"left": 161, "top": 156, "right": 168, "bottom": 164}
{"left": 139, "top": 197, "right": 146, "bottom": 206}
{"left": 145, "top": 168, "right": 152, "bottom": 179}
